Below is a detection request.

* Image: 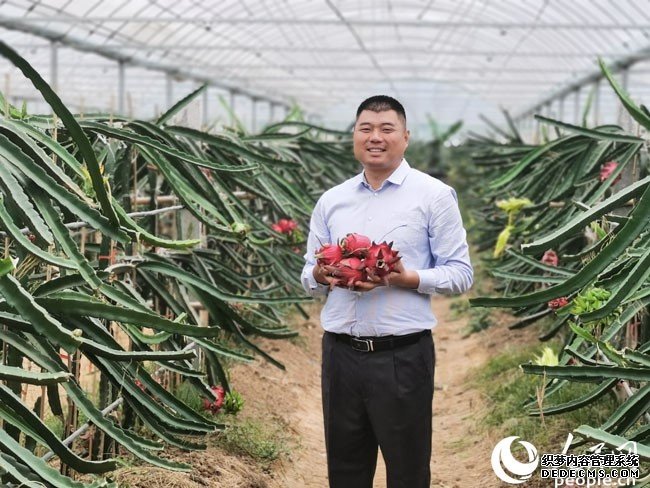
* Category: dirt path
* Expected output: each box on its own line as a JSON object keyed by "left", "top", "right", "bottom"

{"left": 230, "top": 296, "right": 525, "bottom": 487}
{"left": 112, "top": 295, "right": 542, "bottom": 487}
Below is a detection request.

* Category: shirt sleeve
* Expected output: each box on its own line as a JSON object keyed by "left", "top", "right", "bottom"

{"left": 415, "top": 187, "right": 473, "bottom": 295}
{"left": 301, "top": 196, "right": 330, "bottom": 297}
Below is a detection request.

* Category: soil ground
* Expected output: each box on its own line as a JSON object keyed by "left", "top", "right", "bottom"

{"left": 113, "top": 295, "right": 547, "bottom": 487}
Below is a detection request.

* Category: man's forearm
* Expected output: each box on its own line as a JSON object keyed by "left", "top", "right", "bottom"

{"left": 388, "top": 269, "right": 420, "bottom": 289}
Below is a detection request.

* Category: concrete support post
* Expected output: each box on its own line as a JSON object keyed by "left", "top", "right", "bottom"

{"left": 229, "top": 90, "right": 236, "bottom": 125}
{"left": 251, "top": 97, "right": 257, "bottom": 133}
{"left": 50, "top": 41, "right": 58, "bottom": 93}
{"left": 202, "top": 86, "right": 208, "bottom": 127}
{"left": 165, "top": 74, "right": 173, "bottom": 110}
{"left": 117, "top": 60, "right": 125, "bottom": 115}
{"left": 593, "top": 80, "right": 601, "bottom": 127}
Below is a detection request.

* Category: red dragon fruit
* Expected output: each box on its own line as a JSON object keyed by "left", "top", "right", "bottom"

{"left": 541, "top": 249, "right": 559, "bottom": 267}
{"left": 364, "top": 241, "right": 401, "bottom": 277}
{"left": 315, "top": 243, "right": 344, "bottom": 266}
{"left": 331, "top": 257, "right": 367, "bottom": 289}
{"left": 599, "top": 161, "right": 621, "bottom": 184}
{"left": 315, "top": 233, "right": 401, "bottom": 289}
{"left": 548, "top": 297, "right": 569, "bottom": 310}
{"left": 340, "top": 233, "right": 371, "bottom": 257}
{"left": 203, "top": 385, "right": 226, "bottom": 414}
{"left": 271, "top": 218, "right": 298, "bottom": 234}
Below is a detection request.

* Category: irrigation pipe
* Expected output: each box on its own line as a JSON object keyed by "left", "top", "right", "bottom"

{"left": 0, "top": 205, "right": 185, "bottom": 238}
{"left": 40, "top": 341, "right": 197, "bottom": 462}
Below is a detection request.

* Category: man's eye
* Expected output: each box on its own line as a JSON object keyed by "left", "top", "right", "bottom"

{"left": 383, "top": 129, "right": 394, "bottom": 133}
{"left": 359, "top": 128, "right": 371, "bottom": 132}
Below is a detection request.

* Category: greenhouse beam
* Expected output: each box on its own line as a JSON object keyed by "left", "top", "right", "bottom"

{"left": 513, "top": 44, "right": 650, "bottom": 121}
{"left": 8, "top": 43, "right": 636, "bottom": 58}
{"left": 7, "top": 17, "right": 650, "bottom": 31}
{"left": 0, "top": 18, "right": 291, "bottom": 112}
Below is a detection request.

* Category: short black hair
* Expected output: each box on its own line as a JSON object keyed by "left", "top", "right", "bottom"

{"left": 356, "top": 95, "right": 406, "bottom": 124}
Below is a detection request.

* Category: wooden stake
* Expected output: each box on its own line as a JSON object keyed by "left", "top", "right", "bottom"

{"left": 40, "top": 385, "right": 47, "bottom": 420}
{"left": 80, "top": 227, "right": 87, "bottom": 255}
{"left": 52, "top": 114, "right": 58, "bottom": 166}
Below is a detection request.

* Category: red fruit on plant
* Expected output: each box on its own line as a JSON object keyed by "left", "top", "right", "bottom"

{"left": 548, "top": 297, "right": 569, "bottom": 310}
{"left": 282, "top": 219, "right": 298, "bottom": 232}
{"left": 210, "top": 385, "right": 225, "bottom": 407}
{"left": 599, "top": 161, "right": 621, "bottom": 184}
{"left": 315, "top": 243, "right": 343, "bottom": 266}
{"left": 271, "top": 218, "right": 298, "bottom": 235}
{"left": 203, "top": 385, "right": 226, "bottom": 414}
{"left": 202, "top": 398, "right": 218, "bottom": 413}
{"left": 541, "top": 249, "right": 559, "bottom": 267}
{"left": 340, "top": 233, "right": 371, "bottom": 256}
{"left": 365, "top": 241, "right": 401, "bottom": 277}
{"left": 27, "top": 234, "right": 36, "bottom": 242}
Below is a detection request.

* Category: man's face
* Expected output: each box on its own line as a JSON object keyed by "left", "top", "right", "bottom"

{"left": 353, "top": 109, "right": 409, "bottom": 171}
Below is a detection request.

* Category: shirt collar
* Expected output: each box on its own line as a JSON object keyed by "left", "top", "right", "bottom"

{"left": 357, "top": 159, "right": 410, "bottom": 189}
{"left": 386, "top": 159, "right": 410, "bottom": 186}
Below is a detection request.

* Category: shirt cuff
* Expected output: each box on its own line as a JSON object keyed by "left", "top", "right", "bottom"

{"left": 415, "top": 266, "right": 473, "bottom": 295}
{"left": 415, "top": 268, "right": 443, "bottom": 295}
{"left": 302, "top": 264, "right": 329, "bottom": 297}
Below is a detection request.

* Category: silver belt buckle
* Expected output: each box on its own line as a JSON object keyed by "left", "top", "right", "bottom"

{"left": 351, "top": 338, "right": 374, "bottom": 352}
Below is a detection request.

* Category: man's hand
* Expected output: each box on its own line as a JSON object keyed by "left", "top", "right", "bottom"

{"left": 385, "top": 259, "right": 420, "bottom": 289}
{"left": 355, "top": 259, "right": 420, "bottom": 292}
{"left": 315, "top": 259, "right": 420, "bottom": 292}
{"left": 313, "top": 264, "right": 338, "bottom": 287}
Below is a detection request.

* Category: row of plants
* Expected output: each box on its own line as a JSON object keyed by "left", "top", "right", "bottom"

{"left": 468, "top": 59, "right": 650, "bottom": 472}
{"left": 0, "top": 40, "right": 358, "bottom": 487}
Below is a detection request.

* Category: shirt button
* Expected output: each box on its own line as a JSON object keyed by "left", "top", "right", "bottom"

{"left": 374, "top": 193, "right": 378, "bottom": 196}
{"left": 368, "top": 217, "right": 373, "bottom": 221}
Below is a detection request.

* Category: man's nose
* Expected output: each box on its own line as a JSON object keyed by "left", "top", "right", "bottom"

{"left": 369, "top": 130, "right": 383, "bottom": 141}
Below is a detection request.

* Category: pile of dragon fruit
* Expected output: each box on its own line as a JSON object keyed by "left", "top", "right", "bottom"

{"left": 315, "top": 233, "right": 401, "bottom": 288}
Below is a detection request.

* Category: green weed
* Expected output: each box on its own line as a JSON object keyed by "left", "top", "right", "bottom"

{"left": 472, "top": 343, "right": 619, "bottom": 452}
{"left": 211, "top": 418, "right": 289, "bottom": 465}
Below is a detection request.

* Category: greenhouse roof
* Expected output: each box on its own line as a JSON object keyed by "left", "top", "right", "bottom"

{"left": 2, "top": 0, "right": 650, "bottom": 136}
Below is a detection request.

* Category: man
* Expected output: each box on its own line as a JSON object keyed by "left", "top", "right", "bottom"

{"left": 301, "top": 95, "right": 473, "bottom": 488}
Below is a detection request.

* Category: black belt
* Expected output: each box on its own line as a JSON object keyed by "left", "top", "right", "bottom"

{"left": 330, "top": 329, "right": 430, "bottom": 353}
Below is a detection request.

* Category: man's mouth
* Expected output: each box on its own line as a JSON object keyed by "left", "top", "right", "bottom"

{"left": 367, "top": 148, "right": 385, "bottom": 153}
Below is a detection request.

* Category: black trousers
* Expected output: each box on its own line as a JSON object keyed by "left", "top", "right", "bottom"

{"left": 321, "top": 331, "right": 435, "bottom": 488}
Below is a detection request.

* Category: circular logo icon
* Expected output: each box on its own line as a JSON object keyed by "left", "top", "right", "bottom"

{"left": 491, "top": 436, "right": 539, "bottom": 484}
